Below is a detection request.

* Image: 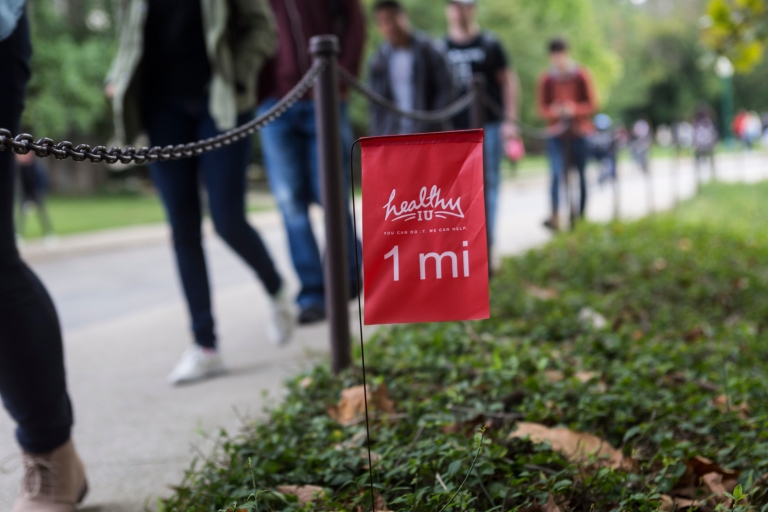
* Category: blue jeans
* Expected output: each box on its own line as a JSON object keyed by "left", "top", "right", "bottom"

{"left": 483, "top": 122, "right": 502, "bottom": 247}
{"left": 547, "top": 135, "right": 588, "bottom": 216}
{"left": 258, "top": 98, "right": 361, "bottom": 310}
{"left": 143, "top": 96, "right": 282, "bottom": 348}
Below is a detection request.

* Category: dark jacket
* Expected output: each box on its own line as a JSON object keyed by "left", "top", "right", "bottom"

{"left": 367, "top": 31, "right": 456, "bottom": 136}
{"left": 258, "top": 0, "right": 365, "bottom": 101}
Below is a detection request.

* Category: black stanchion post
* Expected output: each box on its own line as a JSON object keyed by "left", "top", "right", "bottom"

{"left": 469, "top": 74, "right": 493, "bottom": 261}
{"left": 310, "top": 35, "right": 351, "bottom": 374}
{"left": 469, "top": 74, "right": 486, "bottom": 130}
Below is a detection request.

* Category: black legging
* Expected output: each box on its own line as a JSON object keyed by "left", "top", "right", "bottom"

{"left": 0, "top": 11, "right": 73, "bottom": 455}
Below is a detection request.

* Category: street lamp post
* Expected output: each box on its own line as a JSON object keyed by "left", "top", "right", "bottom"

{"left": 715, "top": 56, "right": 735, "bottom": 147}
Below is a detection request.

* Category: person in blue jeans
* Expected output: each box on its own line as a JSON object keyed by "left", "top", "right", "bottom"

{"left": 258, "top": 0, "right": 365, "bottom": 324}
{"left": 258, "top": 100, "right": 361, "bottom": 324}
{"left": 106, "top": 0, "right": 293, "bottom": 384}
{"left": 441, "top": 0, "right": 520, "bottom": 255}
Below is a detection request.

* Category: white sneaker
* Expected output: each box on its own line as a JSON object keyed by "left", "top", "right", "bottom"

{"left": 167, "top": 346, "right": 226, "bottom": 385}
{"left": 269, "top": 287, "right": 296, "bottom": 346}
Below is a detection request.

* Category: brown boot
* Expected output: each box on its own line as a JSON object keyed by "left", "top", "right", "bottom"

{"left": 11, "top": 439, "right": 88, "bottom": 512}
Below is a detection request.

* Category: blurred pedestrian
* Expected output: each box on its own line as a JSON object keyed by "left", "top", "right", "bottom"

{"left": 15, "top": 151, "right": 55, "bottom": 244}
{"left": 589, "top": 114, "right": 617, "bottom": 186}
{"left": 368, "top": 0, "right": 455, "bottom": 136}
{"left": 257, "top": 0, "right": 364, "bottom": 325}
{"left": 106, "top": 0, "right": 294, "bottom": 385}
{"left": 1, "top": 5, "right": 89, "bottom": 512}
{"left": 630, "top": 118, "right": 652, "bottom": 174}
{"left": 692, "top": 106, "right": 718, "bottom": 178}
{"left": 537, "top": 37, "right": 597, "bottom": 230}
{"left": 441, "top": 0, "right": 519, "bottom": 251}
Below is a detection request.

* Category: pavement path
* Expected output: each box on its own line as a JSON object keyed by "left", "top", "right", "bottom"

{"left": 1, "top": 151, "right": 766, "bottom": 510}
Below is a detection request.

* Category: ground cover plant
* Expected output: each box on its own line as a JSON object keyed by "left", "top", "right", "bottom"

{"left": 161, "top": 182, "right": 768, "bottom": 511}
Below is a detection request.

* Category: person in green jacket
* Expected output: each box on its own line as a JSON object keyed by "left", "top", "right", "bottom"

{"left": 106, "top": 0, "right": 295, "bottom": 385}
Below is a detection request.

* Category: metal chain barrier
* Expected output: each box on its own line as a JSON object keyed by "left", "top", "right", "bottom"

{"left": 338, "top": 66, "right": 476, "bottom": 125}
{"left": 0, "top": 58, "right": 329, "bottom": 165}
{"left": 1, "top": 55, "right": 571, "bottom": 165}
{"left": 478, "top": 92, "right": 568, "bottom": 140}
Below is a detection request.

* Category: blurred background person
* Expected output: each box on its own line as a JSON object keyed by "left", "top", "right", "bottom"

{"left": 368, "top": 0, "right": 455, "bottom": 136}
{"left": 630, "top": 118, "right": 652, "bottom": 174}
{"left": 106, "top": 0, "right": 293, "bottom": 385}
{"left": 1, "top": 5, "right": 88, "bottom": 512}
{"left": 537, "top": 37, "right": 597, "bottom": 231}
{"left": 692, "top": 105, "right": 718, "bottom": 178}
{"left": 589, "top": 113, "right": 617, "bottom": 186}
{"left": 15, "top": 151, "right": 55, "bottom": 245}
{"left": 257, "top": 0, "right": 364, "bottom": 325}
{"left": 441, "top": 0, "right": 519, "bottom": 254}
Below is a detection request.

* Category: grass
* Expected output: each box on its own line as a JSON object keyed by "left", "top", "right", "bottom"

{"left": 17, "top": 194, "right": 166, "bottom": 239}
{"left": 159, "top": 180, "right": 768, "bottom": 511}
{"left": 17, "top": 193, "right": 274, "bottom": 239}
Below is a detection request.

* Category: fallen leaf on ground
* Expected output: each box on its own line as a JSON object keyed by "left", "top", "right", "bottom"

{"left": 356, "top": 492, "right": 391, "bottom": 512}
{"left": 701, "top": 472, "right": 734, "bottom": 507}
{"left": 509, "top": 422, "right": 625, "bottom": 469}
{"left": 578, "top": 308, "right": 608, "bottom": 330}
{"left": 574, "top": 371, "right": 607, "bottom": 392}
{"left": 518, "top": 493, "right": 562, "bottom": 512}
{"left": 658, "top": 495, "right": 705, "bottom": 511}
{"left": 713, "top": 394, "right": 750, "bottom": 420}
{"left": 526, "top": 285, "right": 559, "bottom": 300}
{"left": 685, "top": 456, "right": 740, "bottom": 478}
{"left": 441, "top": 414, "right": 492, "bottom": 436}
{"left": 276, "top": 485, "right": 325, "bottom": 505}
{"left": 299, "top": 376, "right": 312, "bottom": 389}
{"left": 328, "top": 383, "right": 396, "bottom": 425}
{"left": 683, "top": 326, "right": 705, "bottom": 342}
{"left": 544, "top": 370, "right": 564, "bottom": 383}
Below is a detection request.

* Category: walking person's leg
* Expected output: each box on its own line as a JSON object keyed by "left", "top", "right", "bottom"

{"left": 483, "top": 122, "right": 502, "bottom": 249}
{"left": 259, "top": 99, "right": 325, "bottom": 322}
{"left": 572, "top": 137, "right": 588, "bottom": 218}
{"left": 545, "top": 136, "right": 564, "bottom": 229}
{"left": 0, "top": 12, "right": 87, "bottom": 512}
{"left": 143, "top": 97, "right": 223, "bottom": 384}
{"left": 199, "top": 109, "right": 294, "bottom": 345}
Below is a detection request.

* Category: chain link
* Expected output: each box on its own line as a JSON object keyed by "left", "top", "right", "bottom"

{"left": 0, "top": 58, "right": 329, "bottom": 165}
{"left": 338, "top": 66, "right": 476, "bottom": 125}
{"left": 479, "top": 93, "right": 569, "bottom": 140}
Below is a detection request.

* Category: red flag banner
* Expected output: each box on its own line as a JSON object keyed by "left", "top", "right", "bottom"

{"left": 361, "top": 130, "right": 490, "bottom": 325}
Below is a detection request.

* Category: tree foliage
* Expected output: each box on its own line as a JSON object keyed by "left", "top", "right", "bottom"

{"left": 23, "top": 0, "right": 116, "bottom": 139}
{"left": 703, "top": 0, "right": 768, "bottom": 73}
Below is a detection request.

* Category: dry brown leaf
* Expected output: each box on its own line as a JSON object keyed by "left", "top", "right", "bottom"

{"left": 544, "top": 370, "right": 564, "bottom": 383}
{"left": 685, "top": 456, "right": 740, "bottom": 478}
{"left": 518, "top": 493, "right": 562, "bottom": 512}
{"left": 713, "top": 394, "right": 751, "bottom": 420}
{"left": 276, "top": 485, "right": 325, "bottom": 505}
{"left": 541, "top": 492, "right": 561, "bottom": 512}
{"left": 299, "top": 376, "right": 313, "bottom": 389}
{"left": 509, "top": 422, "right": 625, "bottom": 469}
{"left": 659, "top": 495, "right": 705, "bottom": 511}
{"left": 527, "top": 285, "right": 559, "bottom": 300}
{"left": 356, "top": 492, "right": 391, "bottom": 512}
{"left": 328, "top": 383, "right": 396, "bottom": 425}
{"left": 683, "top": 327, "right": 705, "bottom": 342}
{"left": 632, "top": 330, "right": 644, "bottom": 341}
{"left": 702, "top": 472, "right": 734, "bottom": 507}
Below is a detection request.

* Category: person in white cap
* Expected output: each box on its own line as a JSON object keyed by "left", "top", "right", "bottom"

{"left": 440, "top": 0, "right": 519, "bottom": 257}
